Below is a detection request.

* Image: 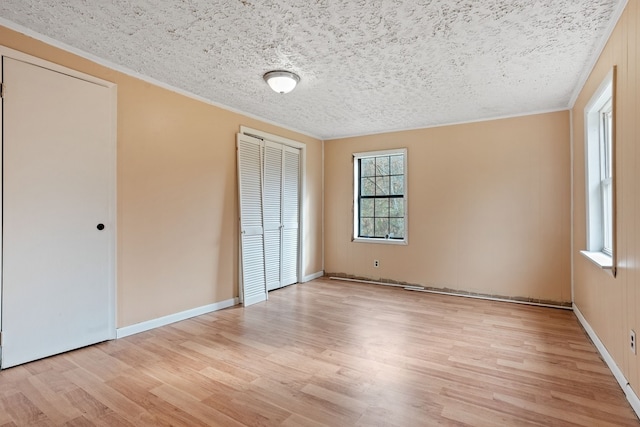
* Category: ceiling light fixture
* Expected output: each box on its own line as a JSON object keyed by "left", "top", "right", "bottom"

{"left": 263, "top": 70, "right": 300, "bottom": 94}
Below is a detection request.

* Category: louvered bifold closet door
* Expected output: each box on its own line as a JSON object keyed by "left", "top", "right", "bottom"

{"left": 263, "top": 141, "right": 283, "bottom": 291}
{"left": 281, "top": 145, "right": 300, "bottom": 286}
{"left": 237, "top": 134, "right": 267, "bottom": 306}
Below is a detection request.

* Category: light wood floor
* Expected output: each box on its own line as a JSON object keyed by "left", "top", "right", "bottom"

{"left": 0, "top": 278, "right": 638, "bottom": 426}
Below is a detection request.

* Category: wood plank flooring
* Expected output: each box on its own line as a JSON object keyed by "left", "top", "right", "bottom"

{"left": 0, "top": 278, "right": 637, "bottom": 426}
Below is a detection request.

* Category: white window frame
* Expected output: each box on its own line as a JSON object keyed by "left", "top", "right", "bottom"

{"left": 353, "top": 148, "right": 408, "bottom": 245}
{"left": 581, "top": 67, "right": 616, "bottom": 274}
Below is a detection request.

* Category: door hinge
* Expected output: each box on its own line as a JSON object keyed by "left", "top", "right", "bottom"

{"left": 0, "top": 82, "right": 4, "bottom": 98}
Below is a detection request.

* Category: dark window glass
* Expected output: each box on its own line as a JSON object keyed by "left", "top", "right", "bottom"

{"left": 357, "top": 153, "right": 405, "bottom": 239}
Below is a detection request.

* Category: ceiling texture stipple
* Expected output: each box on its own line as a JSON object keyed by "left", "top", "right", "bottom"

{"left": 0, "top": 0, "right": 624, "bottom": 139}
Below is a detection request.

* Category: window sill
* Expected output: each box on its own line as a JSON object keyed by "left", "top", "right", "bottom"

{"left": 353, "top": 237, "right": 407, "bottom": 246}
{"left": 580, "top": 250, "right": 612, "bottom": 269}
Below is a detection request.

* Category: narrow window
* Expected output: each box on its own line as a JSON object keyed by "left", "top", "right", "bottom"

{"left": 353, "top": 149, "right": 407, "bottom": 244}
{"left": 582, "top": 67, "right": 616, "bottom": 272}
{"left": 600, "top": 99, "right": 613, "bottom": 255}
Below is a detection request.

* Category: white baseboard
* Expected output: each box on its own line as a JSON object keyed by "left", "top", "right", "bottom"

{"left": 116, "top": 297, "right": 238, "bottom": 339}
{"left": 573, "top": 303, "right": 640, "bottom": 417}
{"left": 626, "top": 383, "right": 640, "bottom": 420}
{"left": 302, "top": 271, "right": 324, "bottom": 282}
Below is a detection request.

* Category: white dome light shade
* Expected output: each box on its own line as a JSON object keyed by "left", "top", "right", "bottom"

{"left": 263, "top": 70, "right": 300, "bottom": 94}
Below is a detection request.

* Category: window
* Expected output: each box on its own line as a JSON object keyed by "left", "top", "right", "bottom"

{"left": 353, "top": 148, "right": 407, "bottom": 244}
{"left": 600, "top": 98, "right": 613, "bottom": 254}
{"left": 582, "top": 67, "right": 616, "bottom": 272}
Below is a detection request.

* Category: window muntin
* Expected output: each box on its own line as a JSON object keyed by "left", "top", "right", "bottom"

{"left": 353, "top": 149, "right": 407, "bottom": 244}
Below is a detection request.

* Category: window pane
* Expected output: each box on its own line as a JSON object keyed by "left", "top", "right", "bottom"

{"left": 375, "top": 176, "right": 390, "bottom": 195}
{"left": 376, "top": 156, "right": 390, "bottom": 175}
{"left": 361, "top": 178, "right": 375, "bottom": 196}
{"left": 374, "top": 217, "right": 389, "bottom": 237}
{"left": 602, "top": 179, "right": 612, "bottom": 252}
{"left": 600, "top": 102, "right": 613, "bottom": 180}
{"left": 390, "top": 175, "right": 404, "bottom": 195}
{"left": 389, "top": 198, "right": 404, "bottom": 217}
{"left": 390, "top": 218, "right": 404, "bottom": 238}
{"left": 606, "top": 111, "right": 613, "bottom": 178}
{"left": 375, "top": 198, "right": 389, "bottom": 217}
{"left": 360, "top": 198, "right": 374, "bottom": 217}
{"left": 360, "top": 217, "right": 374, "bottom": 237}
{"left": 390, "top": 155, "right": 404, "bottom": 175}
{"left": 361, "top": 158, "right": 375, "bottom": 177}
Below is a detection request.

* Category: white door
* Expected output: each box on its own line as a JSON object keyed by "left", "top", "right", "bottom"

{"left": 1, "top": 56, "right": 115, "bottom": 368}
{"left": 263, "top": 141, "right": 283, "bottom": 291}
{"left": 281, "top": 146, "right": 300, "bottom": 287}
{"left": 237, "top": 134, "right": 267, "bottom": 306}
{"left": 262, "top": 142, "right": 300, "bottom": 291}
{"left": 237, "top": 134, "right": 300, "bottom": 301}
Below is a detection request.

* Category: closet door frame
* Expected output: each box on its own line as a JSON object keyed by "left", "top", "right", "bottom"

{"left": 240, "top": 126, "right": 305, "bottom": 286}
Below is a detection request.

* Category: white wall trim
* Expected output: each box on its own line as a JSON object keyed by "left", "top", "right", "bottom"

{"left": 321, "top": 140, "right": 325, "bottom": 272}
{"left": 325, "top": 108, "right": 569, "bottom": 141}
{"left": 0, "top": 45, "right": 115, "bottom": 88}
{"left": 567, "top": 0, "right": 629, "bottom": 108}
{"left": 569, "top": 109, "right": 575, "bottom": 303}
{"left": 116, "top": 298, "right": 238, "bottom": 339}
{"left": 302, "top": 271, "right": 324, "bottom": 282}
{"left": 573, "top": 303, "right": 640, "bottom": 418}
{"left": 239, "top": 126, "right": 307, "bottom": 149}
{"left": 0, "top": 18, "right": 322, "bottom": 141}
{"left": 0, "top": 19, "right": 578, "bottom": 142}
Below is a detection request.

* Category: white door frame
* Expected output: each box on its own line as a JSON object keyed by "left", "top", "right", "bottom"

{"left": 0, "top": 46, "right": 118, "bottom": 354}
{"left": 239, "top": 126, "right": 305, "bottom": 285}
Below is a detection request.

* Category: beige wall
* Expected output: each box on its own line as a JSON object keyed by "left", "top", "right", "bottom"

{"left": 325, "top": 112, "right": 571, "bottom": 303}
{"left": 572, "top": 2, "right": 640, "bottom": 395}
{"left": 0, "top": 26, "right": 323, "bottom": 327}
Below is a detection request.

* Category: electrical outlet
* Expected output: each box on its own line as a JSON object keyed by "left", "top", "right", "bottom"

{"left": 374, "top": 260, "right": 380, "bottom": 268}
{"left": 631, "top": 330, "right": 637, "bottom": 354}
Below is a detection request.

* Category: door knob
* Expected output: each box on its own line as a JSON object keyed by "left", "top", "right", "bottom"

{"left": 97, "top": 223, "right": 105, "bottom": 230}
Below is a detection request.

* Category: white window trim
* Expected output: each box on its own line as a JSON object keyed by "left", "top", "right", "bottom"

{"left": 353, "top": 148, "right": 408, "bottom": 245}
{"left": 582, "top": 67, "right": 616, "bottom": 274}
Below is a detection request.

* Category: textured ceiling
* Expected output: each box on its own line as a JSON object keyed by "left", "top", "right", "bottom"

{"left": 0, "top": 0, "right": 624, "bottom": 139}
